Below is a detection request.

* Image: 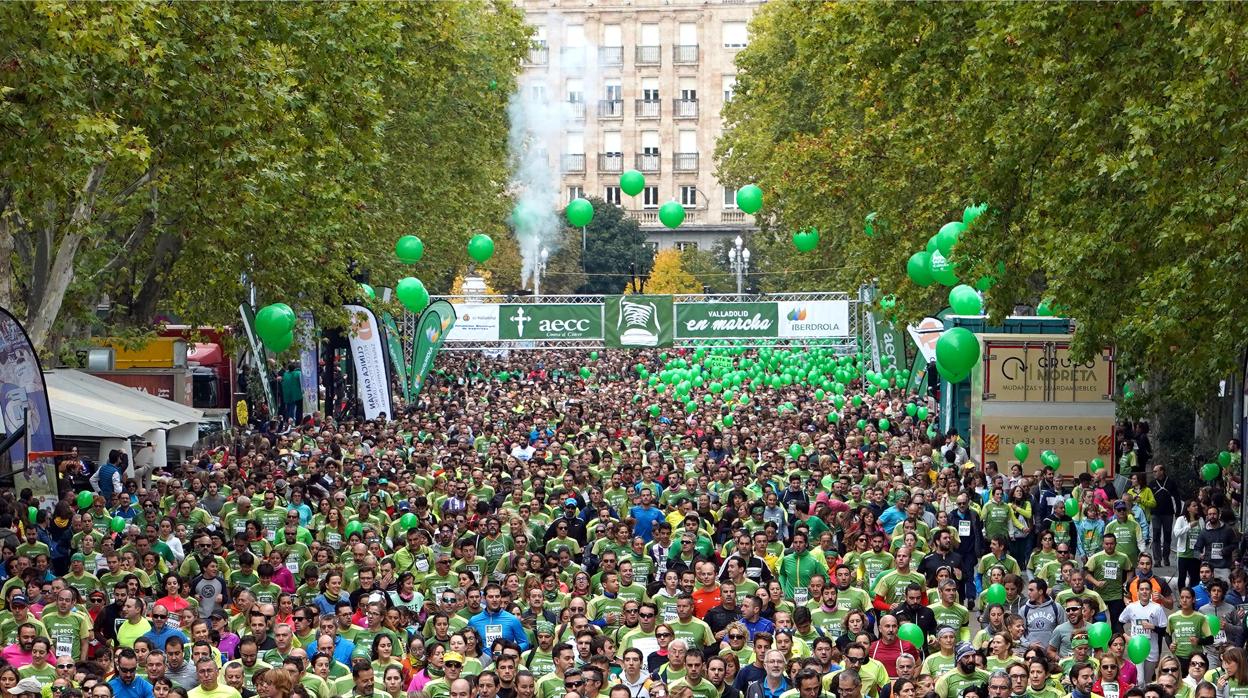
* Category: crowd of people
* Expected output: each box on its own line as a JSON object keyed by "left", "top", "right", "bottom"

{"left": 1, "top": 348, "right": 1245, "bottom": 698}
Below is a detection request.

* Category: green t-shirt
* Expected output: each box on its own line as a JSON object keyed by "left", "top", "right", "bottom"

{"left": 1086, "top": 551, "right": 1131, "bottom": 601}
{"left": 936, "top": 669, "right": 989, "bottom": 698}
{"left": 670, "top": 678, "right": 718, "bottom": 698}
{"left": 1167, "top": 610, "right": 1210, "bottom": 658}
{"left": 858, "top": 551, "right": 894, "bottom": 588}
{"left": 42, "top": 610, "right": 92, "bottom": 661}
{"left": 810, "top": 607, "right": 848, "bottom": 638}
{"left": 871, "top": 570, "right": 926, "bottom": 606}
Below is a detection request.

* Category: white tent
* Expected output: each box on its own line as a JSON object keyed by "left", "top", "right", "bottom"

{"left": 44, "top": 369, "right": 203, "bottom": 470}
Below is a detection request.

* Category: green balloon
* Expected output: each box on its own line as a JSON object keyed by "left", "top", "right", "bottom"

{"left": 110, "top": 515, "right": 126, "bottom": 533}
{"left": 621, "top": 170, "right": 646, "bottom": 197}
{"left": 264, "top": 331, "right": 295, "bottom": 354}
{"left": 1090, "top": 457, "right": 1105, "bottom": 472}
{"left": 345, "top": 522, "right": 363, "bottom": 537}
{"left": 833, "top": 395, "right": 846, "bottom": 408}
{"left": 1219, "top": 450, "right": 1233, "bottom": 468}
{"left": 1041, "top": 450, "right": 1061, "bottom": 470}
{"left": 935, "top": 328, "right": 980, "bottom": 381}
{"left": 1064, "top": 498, "right": 1079, "bottom": 517}
{"left": 1202, "top": 462, "right": 1221, "bottom": 481}
{"left": 590, "top": 351, "right": 599, "bottom": 361}
{"left": 1087, "top": 621, "right": 1111, "bottom": 650}
{"left": 659, "top": 201, "right": 686, "bottom": 229}
{"left": 878, "top": 418, "right": 890, "bottom": 431}
{"left": 580, "top": 366, "right": 591, "bottom": 379}
{"left": 467, "top": 233, "right": 495, "bottom": 263}
{"left": 1037, "top": 299, "right": 1055, "bottom": 316}
{"left": 395, "top": 235, "right": 424, "bottom": 264}
{"left": 897, "top": 622, "right": 924, "bottom": 648}
{"left": 359, "top": 283, "right": 376, "bottom": 299}
{"left": 856, "top": 419, "right": 867, "bottom": 430}
{"left": 985, "top": 583, "right": 1007, "bottom": 605}
{"left": 792, "top": 228, "right": 820, "bottom": 253}
{"left": 723, "top": 414, "right": 734, "bottom": 427}
{"left": 399, "top": 513, "right": 418, "bottom": 530}
{"left": 905, "top": 403, "right": 917, "bottom": 417}
{"left": 827, "top": 412, "right": 839, "bottom": 423}
{"left": 649, "top": 405, "right": 661, "bottom": 417}
{"left": 566, "top": 198, "right": 594, "bottom": 227}
{"left": 256, "top": 303, "right": 295, "bottom": 342}
{"left": 929, "top": 250, "right": 959, "bottom": 286}
{"left": 788, "top": 443, "right": 803, "bottom": 459}
{"left": 76, "top": 491, "right": 94, "bottom": 509}
{"left": 963, "top": 202, "right": 987, "bottom": 226}
{"left": 949, "top": 284, "right": 982, "bottom": 315}
{"left": 1209, "top": 614, "right": 1222, "bottom": 636}
{"left": 975, "top": 274, "right": 997, "bottom": 292}
{"left": 396, "top": 277, "right": 430, "bottom": 314}
{"left": 27, "top": 506, "right": 37, "bottom": 525}
{"left": 685, "top": 401, "right": 698, "bottom": 414}
{"left": 917, "top": 406, "right": 929, "bottom": 420}
{"left": 736, "top": 184, "right": 764, "bottom": 214}
{"left": 907, "top": 251, "right": 935, "bottom": 287}
{"left": 1014, "top": 442, "right": 1030, "bottom": 463}
{"left": 1126, "top": 635, "right": 1150, "bottom": 664}
{"left": 926, "top": 235, "right": 940, "bottom": 254}
{"left": 864, "top": 211, "right": 878, "bottom": 238}
{"left": 936, "top": 221, "right": 966, "bottom": 257}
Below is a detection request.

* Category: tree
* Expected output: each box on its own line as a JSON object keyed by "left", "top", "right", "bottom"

{"left": 716, "top": 2, "right": 1248, "bottom": 407}
{"left": 574, "top": 199, "right": 654, "bottom": 295}
{"left": 0, "top": 1, "right": 529, "bottom": 352}
{"left": 628, "top": 249, "right": 700, "bottom": 295}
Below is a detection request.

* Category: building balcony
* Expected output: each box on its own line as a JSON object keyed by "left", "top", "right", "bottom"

{"left": 632, "top": 209, "right": 702, "bottom": 225}
{"left": 674, "top": 152, "right": 699, "bottom": 172}
{"left": 598, "top": 153, "right": 624, "bottom": 173}
{"left": 636, "top": 45, "right": 661, "bottom": 65}
{"left": 526, "top": 43, "right": 549, "bottom": 66}
{"left": 562, "top": 154, "right": 586, "bottom": 173}
{"left": 566, "top": 100, "right": 585, "bottom": 121}
{"left": 674, "top": 98, "right": 699, "bottom": 119}
{"left": 722, "top": 210, "right": 747, "bottom": 223}
{"left": 598, "top": 99, "right": 624, "bottom": 119}
{"left": 599, "top": 46, "right": 624, "bottom": 66}
{"left": 673, "top": 45, "right": 699, "bottom": 64}
{"left": 635, "top": 99, "right": 661, "bottom": 119}
{"left": 636, "top": 153, "right": 661, "bottom": 173}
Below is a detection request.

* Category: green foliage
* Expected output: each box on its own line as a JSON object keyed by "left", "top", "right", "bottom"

{"left": 631, "top": 249, "right": 699, "bottom": 295}
{"left": 575, "top": 198, "right": 654, "bottom": 295}
{"left": 0, "top": 1, "right": 528, "bottom": 350}
{"left": 717, "top": 1, "right": 1248, "bottom": 406}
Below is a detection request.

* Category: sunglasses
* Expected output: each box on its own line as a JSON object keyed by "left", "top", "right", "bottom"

{"left": 729, "top": 634, "right": 746, "bottom": 640}
{"left": 639, "top": 613, "right": 656, "bottom": 619}
{"left": 1065, "top": 608, "right": 1081, "bottom": 613}
{"left": 1160, "top": 668, "right": 1179, "bottom": 675}
{"left": 152, "top": 614, "right": 168, "bottom": 619}
{"left": 1191, "top": 661, "right": 1207, "bottom": 667}
{"left": 57, "top": 663, "right": 75, "bottom": 669}
{"left": 656, "top": 632, "right": 672, "bottom": 638}
{"left": 445, "top": 662, "right": 463, "bottom": 668}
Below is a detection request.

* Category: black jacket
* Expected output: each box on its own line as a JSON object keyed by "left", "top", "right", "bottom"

{"left": 892, "top": 602, "right": 937, "bottom": 638}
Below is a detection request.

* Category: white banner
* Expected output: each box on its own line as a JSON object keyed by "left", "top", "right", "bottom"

{"left": 343, "top": 304, "right": 393, "bottom": 420}
{"left": 776, "top": 300, "right": 850, "bottom": 338}
{"left": 907, "top": 316, "right": 945, "bottom": 364}
{"left": 445, "top": 303, "right": 501, "bottom": 342}
{"left": 298, "top": 312, "right": 318, "bottom": 417}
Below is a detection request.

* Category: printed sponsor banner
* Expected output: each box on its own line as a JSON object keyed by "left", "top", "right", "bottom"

{"left": 976, "top": 414, "right": 1115, "bottom": 477}
{"left": 675, "top": 302, "right": 777, "bottom": 339}
{"left": 983, "top": 342, "right": 1114, "bottom": 403}
{"left": 605, "top": 295, "right": 673, "bottom": 348}
{"left": 238, "top": 304, "right": 277, "bottom": 415}
{"left": 907, "top": 317, "right": 945, "bottom": 364}
{"left": 410, "top": 301, "right": 456, "bottom": 397}
{"left": 381, "top": 312, "right": 410, "bottom": 402}
{"left": 446, "top": 303, "right": 500, "bottom": 342}
{"left": 297, "top": 312, "right": 318, "bottom": 417}
{"left": 872, "top": 313, "right": 907, "bottom": 374}
{"left": 0, "top": 307, "right": 57, "bottom": 507}
{"left": 499, "top": 304, "right": 602, "bottom": 340}
{"left": 776, "top": 301, "right": 850, "bottom": 338}
{"left": 343, "top": 304, "right": 393, "bottom": 420}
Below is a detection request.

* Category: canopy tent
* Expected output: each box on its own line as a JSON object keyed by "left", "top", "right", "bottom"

{"left": 43, "top": 369, "right": 203, "bottom": 468}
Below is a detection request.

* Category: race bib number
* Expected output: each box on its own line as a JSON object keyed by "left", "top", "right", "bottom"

{"left": 635, "top": 572, "right": 648, "bottom": 586}
{"left": 1102, "top": 560, "right": 1120, "bottom": 581}
{"left": 266, "top": 529, "right": 276, "bottom": 542}
{"left": 327, "top": 533, "right": 341, "bottom": 548}
{"left": 1131, "top": 619, "right": 1147, "bottom": 636}
{"left": 1104, "top": 683, "right": 1119, "bottom": 698}
{"left": 56, "top": 636, "right": 72, "bottom": 657}
{"left": 1212, "top": 543, "right": 1225, "bottom": 560}
{"left": 485, "top": 624, "right": 503, "bottom": 644}
{"left": 794, "top": 587, "right": 809, "bottom": 606}
{"left": 415, "top": 559, "right": 429, "bottom": 573}
{"left": 166, "top": 616, "right": 181, "bottom": 630}
{"left": 958, "top": 520, "right": 972, "bottom": 537}
{"left": 287, "top": 561, "right": 300, "bottom": 574}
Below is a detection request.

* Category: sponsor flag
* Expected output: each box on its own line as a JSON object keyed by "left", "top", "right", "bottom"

{"left": 381, "top": 312, "right": 411, "bottom": 402}
{"left": 0, "top": 307, "right": 58, "bottom": 506}
{"left": 605, "top": 295, "right": 673, "bottom": 348}
{"left": 410, "top": 300, "right": 457, "bottom": 397}
{"left": 344, "top": 304, "right": 393, "bottom": 420}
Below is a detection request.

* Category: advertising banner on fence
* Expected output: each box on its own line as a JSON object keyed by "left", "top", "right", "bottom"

{"left": 499, "top": 304, "right": 603, "bottom": 340}
{"left": 0, "top": 307, "right": 57, "bottom": 507}
{"left": 605, "top": 295, "right": 673, "bottom": 348}
{"left": 343, "top": 304, "right": 393, "bottom": 420}
{"left": 410, "top": 301, "right": 456, "bottom": 397}
{"left": 777, "top": 300, "right": 850, "bottom": 338}
{"left": 446, "top": 304, "right": 500, "bottom": 342}
{"left": 675, "top": 302, "right": 777, "bottom": 339}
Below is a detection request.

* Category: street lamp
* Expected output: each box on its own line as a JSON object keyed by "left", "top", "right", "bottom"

{"left": 534, "top": 247, "right": 549, "bottom": 300}
{"left": 728, "top": 235, "right": 750, "bottom": 296}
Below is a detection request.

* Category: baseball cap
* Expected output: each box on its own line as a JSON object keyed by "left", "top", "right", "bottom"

{"left": 444, "top": 651, "right": 465, "bottom": 664}
{"left": 1113, "top": 501, "right": 1127, "bottom": 510}
{"left": 9, "top": 594, "right": 27, "bottom": 607}
{"left": 10, "top": 678, "right": 41, "bottom": 695}
{"left": 70, "top": 553, "right": 85, "bottom": 562}
{"left": 564, "top": 498, "right": 578, "bottom": 507}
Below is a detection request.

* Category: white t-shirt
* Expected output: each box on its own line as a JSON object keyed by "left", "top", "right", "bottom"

{"left": 1119, "top": 601, "right": 1168, "bottom": 662}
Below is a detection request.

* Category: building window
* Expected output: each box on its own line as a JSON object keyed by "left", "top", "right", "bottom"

{"left": 723, "top": 75, "right": 737, "bottom": 102}
{"left": 566, "top": 78, "right": 584, "bottom": 104}
{"left": 675, "top": 241, "right": 699, "bottom": 252}
{"left": 722, "top": 22, "right": 748, "bottom": 48}
{"left": 680, "top": 185, "right": 698, "bottom": 207}
{"left": 568, "top": 186, "right": 585, "bottom": 202}
{"left": 528, "top": 82, "right": 547, "bottom": 102}
{"left": 605, "top": 186, "right": 622, "bottom": 206}
{"left": 642, "top": 186, "right": 659, "bottom": 208}
{"left": 644, "top": 241, "right": 659, "bottom": 255}
{"left": 605, "top": 80, "right": 623, "bottom": 101}
{"left": 724, "top": 187, "right": 739, "bottom": 208}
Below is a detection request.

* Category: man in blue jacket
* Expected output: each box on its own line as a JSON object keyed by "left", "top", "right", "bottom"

{"left": 469, "top": 583, "right": 529, "bottom": 654}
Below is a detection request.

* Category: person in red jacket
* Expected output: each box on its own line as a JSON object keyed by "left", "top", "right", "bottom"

{"left": 692, "top": 561, "right": 723, "bottom": 618}
{"left": 868, "top": 614, "right": 920, "bottom": 678}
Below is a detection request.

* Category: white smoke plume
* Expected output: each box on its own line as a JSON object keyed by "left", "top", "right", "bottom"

{"left": 508, "top": 18, "right": 601, "bottom": 289}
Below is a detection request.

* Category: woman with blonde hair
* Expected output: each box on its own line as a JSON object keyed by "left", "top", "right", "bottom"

{"left": 256, "top": 668, "right": 296, "bottom": 698}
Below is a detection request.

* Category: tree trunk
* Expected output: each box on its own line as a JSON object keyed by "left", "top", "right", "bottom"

{"left": 0, "top": 188, "right": 13, "bottom": 312}
{"left": 25, "top": 163, "right": 106, "bottom": 350}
